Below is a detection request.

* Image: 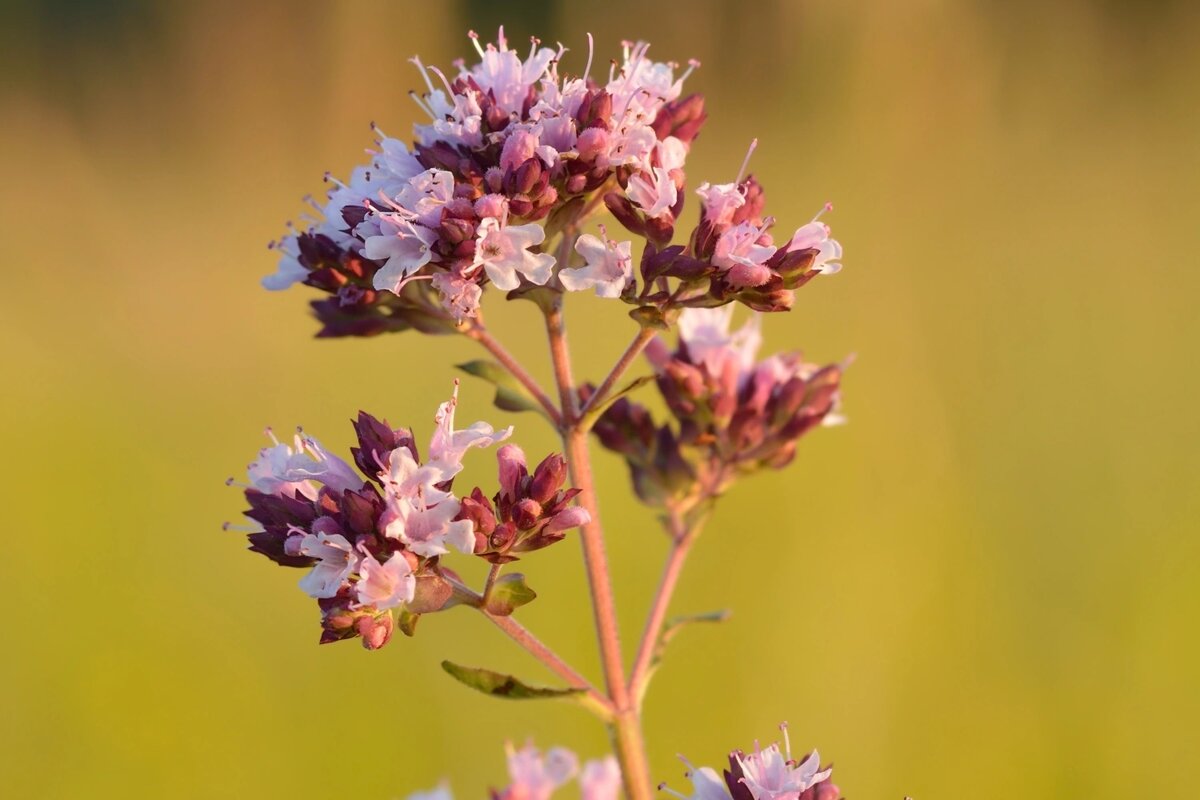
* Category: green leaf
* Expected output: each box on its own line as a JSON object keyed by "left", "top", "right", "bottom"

{"left": 396, "top": 608, "right": 420, "bottom": 637}
{"left": 456, "top": 360, "right": 547, "bottom": 418}
{"left": 636, "top": 609, "right": 731, "bottom": 707}
{"left": 484, "top": 573, "right": 537, "bottom": 616}
{"left": 440, "top": 661, "right": 584, "bottom": 700}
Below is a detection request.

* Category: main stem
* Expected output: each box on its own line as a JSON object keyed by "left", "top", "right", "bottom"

{"left": 544, "top": 299, "right": 655, "bottom": 800}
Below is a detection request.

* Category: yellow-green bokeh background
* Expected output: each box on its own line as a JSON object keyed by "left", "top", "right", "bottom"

{"left": 3, "top": 1, "right": 1198, "bottom": 797}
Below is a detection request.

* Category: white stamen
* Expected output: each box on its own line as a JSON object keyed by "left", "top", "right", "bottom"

{"left": 813, "top": 201, "right": 834, "bottom": 221}
{"left": 584, "top": 32, "right": 595, "bottom": 83}
{"left": 736, "top": 138, "right": 759, "bottom": 183}
{"left": 409, "top": 56, "right": 439, "bottom": 98}
{"left": 427, "top": 64, "right": 456, "bottom": 98}
{"left": 681, "top": 58, "right": 701, "bottom": 82}
{"left": 408, "top": 90, "right": 436, "bottom": 120}
{"left": 264, "top": 427, "right": 280, "bottom": 446}
{"left": 780, "top": 721, "right": 792, "bottom": 761}
{"left": 468, "top": 30, "right": 486, "bottom": 58}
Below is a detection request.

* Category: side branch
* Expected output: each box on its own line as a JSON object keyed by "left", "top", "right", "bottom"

{"left": 578, "top": 326, "right": 658, "bottom": 424}
{"left": 485, "top": 612, "right": 613, "bottom": 715}
{"left": 462, "top": 321, "right": 563, "bottom": 426}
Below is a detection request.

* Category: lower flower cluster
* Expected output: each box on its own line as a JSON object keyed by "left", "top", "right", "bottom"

{"left": 227, "top": 385, "right": 588, "bottom": 648}
{"left": 399, "top": 727, "right": 840, "bottom": 800}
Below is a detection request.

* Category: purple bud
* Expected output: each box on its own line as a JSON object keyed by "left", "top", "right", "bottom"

{"left": 512, "top": 498, "right": 544, "bottom": 531}
{"left": 543, "top": 505, "right": 590, "bottom": 536}
{"left": 529, "top": 454, "right": 567, "bottom": 504}
{"left": 497, "top": 444, "right": 528, "bottom": 501}
{"left": 604, "top": 192, "right": 646, "bottom": 236}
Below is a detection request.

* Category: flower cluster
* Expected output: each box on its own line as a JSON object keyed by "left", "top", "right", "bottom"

{"left": 662, "top": 725, "right": 840, "bottom": 800}
{"left": 405, "top": 743, "right": 621, "bottom": 800}
{"left": 593, "top": 307, "right": 845, "bottom": 512}
{"left": 227, "top": 386, "right": 588, "bottom": 648}
{"left": 263, "top": 29, "right": 840, "bottom": 336}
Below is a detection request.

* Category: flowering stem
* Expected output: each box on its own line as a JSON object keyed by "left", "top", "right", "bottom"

{"left": 544, "top": 296, "right": 655, "bottom": 800}
{"left": 578, "top": 326, "right": 658, "bottom": 426}
{"left": 482, "top": 562, "right": 503, "bottom": 600}
{"left": 628, "top": 510, "right": 708, "bottom": 706}
{"left": 462, "top": 320, "right": 563, "bottom": 426}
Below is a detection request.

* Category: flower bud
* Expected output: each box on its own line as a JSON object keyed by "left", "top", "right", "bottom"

{"left": 512, "top": 498, "right": 544, "bottom": 530}
{"left": 356, "top": 612, "right": 394, "bottom": 650}
{"left": 529, "top": 453, "right": 567, "bottom": 504}
{"left": 497, "top": 444, "right": 528, "bottom": 501}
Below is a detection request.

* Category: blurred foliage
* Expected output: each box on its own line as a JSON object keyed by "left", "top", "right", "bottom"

{"left": 1, "top": 1, "right": 1198, "bottom": 798}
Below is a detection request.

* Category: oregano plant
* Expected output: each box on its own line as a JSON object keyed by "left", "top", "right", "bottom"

{"left": 226, "top": 28, "right": 850, "bottom": 800}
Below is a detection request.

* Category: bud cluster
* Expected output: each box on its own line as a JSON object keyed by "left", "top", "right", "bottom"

{"left": 264, "top": 29, "right": 841, "bottom": 337}
{"left": 227, "top": 386, "right": 587, "bottom": 649}
{"left": 594, "top": 307, "right": 844, "bottom": 512}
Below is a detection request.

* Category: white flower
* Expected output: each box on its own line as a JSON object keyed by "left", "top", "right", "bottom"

{"left": 247, "top": 430, "right": 363, "bottom": 500}
{"left": 560, "top": 233, "right": 633, "bottom": 298}
{"left": 403, "top": 785, "right": 454, "bottom": 800}
{"left": 395, "top": 169, "right": 455, "bottom": 227}
{"left": 676, "top": 306, "right": 763, "bottom": 378}
{"left": 627, "top": 167, "right": 677, "bottom": 220}
{"left": 472, "top": 217, "right": 557, "bottom": 290}
{"left": 736, "top": 746, "right": 831, "bottom": 800}
{"left": 429, "top": 383, "right": 513, "bottom": 477}
{"left": 354, "top": 550, "right": 415, "bottom": 610}
{"left": 262, "top": 236, "right": 307, "bottom": 291}
{"left": 603, "top": 124, "right": 658, "bottom": 169}
{"left": 380, "top": 490, "right": 474, "bottom": 558}
{"left": 660, "top": 757, "right": 732, "bottom": 800}
{"left": 365, "top": 217, "right": 439, "bottom": 293}
{"left": 431, "top": 271, "right": 483, "bottom": 321}
{"left": 296, "top": 531, "right": 358, "bottom": 599}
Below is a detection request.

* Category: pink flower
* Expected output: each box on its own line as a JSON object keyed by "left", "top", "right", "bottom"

{"left": 787, "top": 206, "right": 843, "bottom": 275}
{"left": 472, "top": 217, "right": 557, "bottom": 290}
{"left": 354, "top": 549, "right": 415, "bottom": 610}
{"left": 503, "top": 743, "right": 579, "bottom": 800}
{"left": 296, "top": 531, "right": 358, "bottom": 599}
{"left": 696, "top": 182, "right": 746, "bottom": 229}
{"left": 429, "top": 383, "right": 513, "bottom": 478}
{"left": 380, "top": 490, "right": 474, "bottom": 558}
{"left": 579, "top": 757, "right": 621, "bottom": 800}
{"left": 660, "top": 759, "right": 733, "bottom": 800}
{"left": 736, "top": 745, "right": 832, "bottom": 800}
{"left": 675, "top": 306, "right": 763, "bottom": 378}
{"left": 712, "top": 221, "right": 777, "bottom": 287}
{"left": 431, "top": 271, "right": 483, "bottom": 321}
{"left": 395, "top": 168, "right": 456, "bottom": 227}
{"left": 560, "top": 231, "right": 633, "bottom": 298}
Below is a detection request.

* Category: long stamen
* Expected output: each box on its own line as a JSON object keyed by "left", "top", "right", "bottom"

{"left": 681, "top": 57, "right": 701, "bottom": 82}
{"left": 813, "top": 201, "right": 834, "bottom": 221}
{"left": 408, "top": 90, "right": 435, "bottom": 120}
{"left": 264, "top": 426, "right": 280, "bottom": 446}
{"left": 468, "top": 30, "right": 486, "bottom": 59}
{"left": 583, "top": 32, "right": 595, "bottom": 82}
{"left": 410, "top": 56, "right": 439, "bottom": 98}
{"left": 780, "top": 721, "right": 792, "bottom": 761}
{"left": 736, "top": 138, "right": 759, "bottom": 183}
{"left": 427, "top": 64, "right": 456, "bottom": 98}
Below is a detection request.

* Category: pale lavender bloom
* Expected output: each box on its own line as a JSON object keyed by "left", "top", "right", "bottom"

{"left": 365, "top": 217, "right": 439, "bottom": 292}
{"left": 660, "top": 758, "right": 734, "bottom": 800}
{"left": 602, "top": 123, "right": 658, "bottom": 169}
{"left": 429, "top": 383, "right": 513, "bottom": 477}
{"left": 505, "top": 743, "right": 579, "bottom": 800}
{"left": 542, "top": 505, "right": 591, "bottom": 536}
{"left": 606, "top": 41, "right": 693, "bottom": 127}
{"left": 713, "top": 221, "right": 778, "bottom": 287}
{"left": 471, "top": 217, "right": 556, "bottom": 291}
{"left": 579, "top": 757, "right": 621, "bottom": 800}
{"left": 296, "top": 531, "right": 358, "bottom": 598}
{"left": 787, "top": 206, "right": 843, "bottom": 275}
{"left": 395, "top": 169, "right": 456, "bottom": 228}
{"left": 560, "top": 231, "right": 633, "bottom": 298}
{"left": 247, "top": 430, "right": 363, "bottom": 500}
{"left": 354, "top": 549, "right": 415, "bottom": 610}
{"left": 373, "top": 133, "right": 424, "bottom": 181}
{"left": 676, "top": 306, "right": 763, "bottom": 378}
{"left": 736, "top": 745, "right": 832, "bottom": 800}
{"left": 402, "top": 786, "right": 454, "bottom": 800}
{"left": 262, "top": 236, "right": 308, "bottom": 291}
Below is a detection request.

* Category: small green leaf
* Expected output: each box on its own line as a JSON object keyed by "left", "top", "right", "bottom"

{"left": 396, "top": 608, "right": 420, "bottom": 637}
{"left": 484, "top": 573, "right": 537, "bottom": 616}
{"left": 456, "top": 361, "right": 547, "bottom": 418}
{"left": 441, "top": 661, "right": 584, "bottom": 700}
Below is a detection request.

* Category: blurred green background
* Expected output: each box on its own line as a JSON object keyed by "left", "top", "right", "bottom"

{"left": 2, "top": 0, "right": 1198, "bottom": 797}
